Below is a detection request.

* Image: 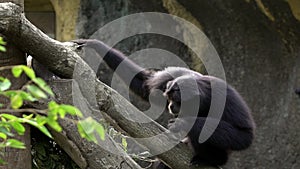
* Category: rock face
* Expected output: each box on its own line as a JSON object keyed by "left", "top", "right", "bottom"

{"left": 76, "top": 0, "right": 204, "bottom": 127}
{"left": 175, "top": 1, "right": 300, "bottom": 168}
{"left": 76, "top": 1, "right": 300, "bottom": 169}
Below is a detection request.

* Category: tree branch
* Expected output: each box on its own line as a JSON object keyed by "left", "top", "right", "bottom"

{"left": 0, "top": 2, "right": 215, "bottom": 169}
{"left": 0, "top": 108, "right": 48, "bottom": 115}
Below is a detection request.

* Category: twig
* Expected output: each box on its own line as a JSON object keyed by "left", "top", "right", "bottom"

{"left": 0, "top": 108, "right": 48, "bottom": 115}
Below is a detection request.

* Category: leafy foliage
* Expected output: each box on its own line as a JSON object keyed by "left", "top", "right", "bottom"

{"left": 78, "top": 117, "right": 105, "bottom": 143}
{"left": 0, "top": 66, "right": 106, "bottom": 152}
{"left": 0, "top": 37, "right": 6, "bottom": 52}
{"left": 0, "top": 38, "right": 105, "bottom": 165}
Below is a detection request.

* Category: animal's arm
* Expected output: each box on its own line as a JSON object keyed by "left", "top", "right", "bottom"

{"left": 72, "top": 39, "right": 152, "bottom": 99}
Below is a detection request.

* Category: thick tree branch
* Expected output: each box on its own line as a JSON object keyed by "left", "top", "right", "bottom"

{"left": 0, "top": 2, "right": 215, "bottom": 169}
{"left": 0, "top": 2, "right": 76, "bottom": 78}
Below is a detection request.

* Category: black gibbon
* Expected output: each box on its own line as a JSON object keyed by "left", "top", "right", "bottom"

{"left": 73, "top": 39, "right": 255, "bottom": 166}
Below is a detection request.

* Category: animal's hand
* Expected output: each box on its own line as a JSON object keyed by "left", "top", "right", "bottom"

{"left": 71, "top": 39, "right": 89, "bottom": 49}
{"left": 71, "top": 39, "right": 99, "bottom": 49}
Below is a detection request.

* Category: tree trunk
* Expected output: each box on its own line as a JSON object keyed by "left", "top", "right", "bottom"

{"left": 0, "top": 1, "right": 31, "bottom": 169}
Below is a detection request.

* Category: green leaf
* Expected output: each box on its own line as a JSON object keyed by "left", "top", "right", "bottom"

{"left": 77, "top": 120, "right": 97, "bottom": 143}
{"left": 0, "top": 45, "right": 6, "bottom": 52}
{"left": 37, "top": 126, "right": 52, "bottom": 138}
{"left": 19, "top": 91, "right": 37, "bottom": 102}
{"left": 20, "top": 118, "right": 52, "bottom": 138}
{"left": 27, "top": 85, "right": 47, "bottom": 99}
{"left": 11, "top": 94, "right": 23, "bottom": 109}
{"left": 121, "top": 137, "right": 127, "bottom": 151}
{"left": 77, "top": 123, "right": 91, "bottom": 140}
{"left": 57, "top": 108, "right": 66, "bottom": 118}
{"left": 0, "top": 103, "right": 3, "bottom": 108}
{"left": 22, "top": 114, "right": 34, "bottom": 120}
{"left": 35, "top": 115, "right": 47, "bottom": 126}
{"left": 2, "top": 90, "right": 17, "bottom": 97}
{"left": 11, "top": 121, "right": 25, "bottom": 135}
{"left": 48, "top": 101, "right": 59, "bottom": 109}
{"left": 11, "top": 66, "right": 23, "bottom": 78}
{"left": 86, "top": 133, "right": 97, "bottom": 143}
{"left": 6, "top": 139, "right": 26, "bottom": 149}
{"left": 0, "top": 114, "right": 18, "bottom": 120}
{"left": 47, "top": 119, "right": 62, "bottom": 132}
{"left": 47, "top": 110, "right": 58, "bottom": 121}
{"left": 0, "top": 127, "right": 14, "bottom": 137}
{"left": 59, "top": 105, "right": 83, "bottom": 117}
{"left": 22, "top": 66, "right": 36, "bottom": 79}
{"left": 0, "top": 132, "right": 7, "bottom": 140}
{"left": 0, "top": 78, "right": 11, "bottom": 91}
{"left": 77, "top": 118, "right": 105, "bottom": 143}
{"left": 95, "top": 123, "right": 105, "bottom": 141}
{"left": 33, "top": 77, "right": 46, "bottom": 86}
{"left": 43, "top": 85, "right": 54, "bottom": 96}
{"left": 1, "top": 117, "right": 7, "bottom": 122}
{"left": 32, "top": 78, "right": 54, "bottom": 96}
{"left": 78, "top": 117, "right": 95, "bottom": 134}
{"left": 77, "top": 122, "right": 86, "bottom": 138}
{"left": 0, "top": 37, "right": 6, "bottom": 45}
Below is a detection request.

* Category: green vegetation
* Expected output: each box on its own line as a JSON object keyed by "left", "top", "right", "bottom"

{"left": 0, "top": 38, "right": 105, "bottom": 164}
{"left": 0, "top": 37, "right": 6, "bottom": 52}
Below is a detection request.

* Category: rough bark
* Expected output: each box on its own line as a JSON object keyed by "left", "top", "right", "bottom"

{"left": 0, "top": 3, "right": 215, "bottom": 169}
{"left": 49, "top": 79, "right": 143, "bottom": 169}
{"left": 0, "top": 2, "right": 142, "bottom": 169}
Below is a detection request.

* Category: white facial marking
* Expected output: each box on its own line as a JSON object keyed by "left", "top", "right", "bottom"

{"left": 168, "top": 101, "right": 174, "bottom": 115}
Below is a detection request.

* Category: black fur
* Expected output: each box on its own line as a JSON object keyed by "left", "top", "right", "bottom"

{"left": 73, "top": 39, "right": 255, "bottom": 167}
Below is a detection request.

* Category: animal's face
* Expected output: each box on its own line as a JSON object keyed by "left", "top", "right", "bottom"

{"left": 164, "top": 80, "right": 181, "bottom": 116}
{"left": 163, "top": 75, "right": 201, "bottom": 117}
